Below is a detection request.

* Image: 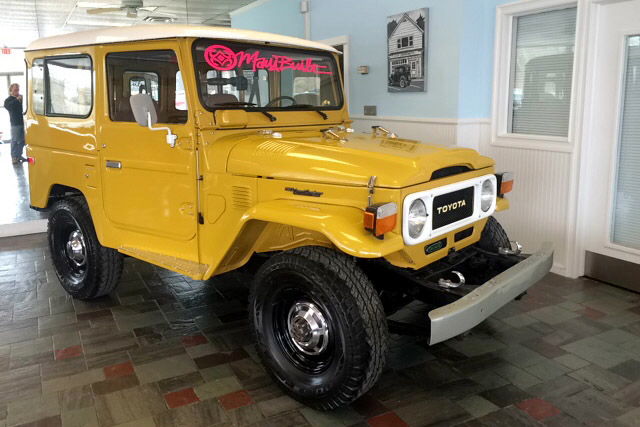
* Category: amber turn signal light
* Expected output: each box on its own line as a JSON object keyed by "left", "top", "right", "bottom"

{"left": 364, "top": 202, "right": 398, "bottom": 238}
{"left": 496, "top": 172, "right": 513, "bottom": 197}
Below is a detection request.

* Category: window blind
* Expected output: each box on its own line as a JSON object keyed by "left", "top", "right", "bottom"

{"left": 509, "top": 7, "right": 577, "bottom": 137}
{"left": 612, "top": 36, "right": 640, "bottom": 250}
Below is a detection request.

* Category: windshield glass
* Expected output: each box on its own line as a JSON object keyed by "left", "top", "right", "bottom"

{"left": 192, "top": 39, "right": 343, "bottom": 112}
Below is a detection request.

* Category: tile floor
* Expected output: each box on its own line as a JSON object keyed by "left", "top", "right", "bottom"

{"left": 0, "top": 143, "right": 47, "bottom": 225}
{"left": 0, "top": 233, "right": 639, "bottom": 427}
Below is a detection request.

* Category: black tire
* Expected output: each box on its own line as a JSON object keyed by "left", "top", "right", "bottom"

{"left": 249, "top": 246, "right": 388, "bottom": 410}
{"left": 477, "top": 216, "right": 510, "bottom": 253}
{"left": 399, "top": 77, "right": 406, "bottom": 88}
{"left": 48, "top": 197, "right": 123, "bottom": 300}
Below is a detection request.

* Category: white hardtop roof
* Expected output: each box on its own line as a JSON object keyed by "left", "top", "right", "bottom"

{"left": 26, "top": 24, "right": 338, "bottom": 53}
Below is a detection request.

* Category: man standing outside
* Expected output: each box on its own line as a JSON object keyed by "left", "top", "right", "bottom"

{"left": 4, "top": 83, "right": 26, "bottom": 165}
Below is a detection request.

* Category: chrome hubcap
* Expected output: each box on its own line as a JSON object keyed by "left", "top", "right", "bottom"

{"left": 65, "top": 230, "right": 86, "bottom": 267}
{"left": 287, "top": 301, "right": 329, "bottom": 355}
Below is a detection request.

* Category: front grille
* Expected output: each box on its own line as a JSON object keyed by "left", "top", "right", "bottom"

{"left": 430, "top": 165, "right": 471, "bottom": 181}
{"left": 432, "top": 187, "right": 474, "bottom": 229}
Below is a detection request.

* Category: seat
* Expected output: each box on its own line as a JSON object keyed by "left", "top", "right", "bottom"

{"left": 294, "top": 93, "right": 320, "bottom": 106}
{"left": 205, "top": 93, "right": 239, "bottom": 108}
{"left": 115, "top": 95, "right": 134, "bottom": 122}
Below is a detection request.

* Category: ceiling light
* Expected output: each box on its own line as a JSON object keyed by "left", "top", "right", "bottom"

{"left": 142, "top": 16, "right": 176, "bottom": 23}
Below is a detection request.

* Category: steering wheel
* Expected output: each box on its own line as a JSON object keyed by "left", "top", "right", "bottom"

{"left": 265, "top": 96, "right": 297, "bottom": 107}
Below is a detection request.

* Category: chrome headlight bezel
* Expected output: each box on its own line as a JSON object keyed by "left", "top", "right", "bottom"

{"left": 480, "top": 179, "right": 496, "bottom": 212}
{"left": 407, "top": 199, "right": 427, "bottom": 238}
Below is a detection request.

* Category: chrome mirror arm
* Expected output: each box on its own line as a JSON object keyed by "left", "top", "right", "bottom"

{"left": 146, "top": 111, "right": 177, "bottom": 148}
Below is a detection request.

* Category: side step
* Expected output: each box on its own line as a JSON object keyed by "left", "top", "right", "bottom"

{"left": 119, "top": 247, "right": 209, "bottom": 280}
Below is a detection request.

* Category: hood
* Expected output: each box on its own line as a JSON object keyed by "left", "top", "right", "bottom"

{"left": 225, "top": 130, "right": 494, "bottom": 188}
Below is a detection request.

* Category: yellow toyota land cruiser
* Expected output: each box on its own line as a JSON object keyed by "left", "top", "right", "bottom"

{"left": 25, "top": 25, "right": 553, "bottom": 410}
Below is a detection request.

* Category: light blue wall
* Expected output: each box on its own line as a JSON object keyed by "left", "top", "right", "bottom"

{"left": 458, "top": 0, "right": 513, "bottom": 119}
{"left": 231, "top": 0, "right": 305, "bottom": 38}
{"left": 310, "top": 0, "right": 463, "bottom": 118}
{"left": 231, "top": 0, "right": 517, "bottom": 119}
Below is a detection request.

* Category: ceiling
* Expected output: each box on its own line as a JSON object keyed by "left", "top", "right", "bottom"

{"left": 0, "top": 0, "right": 259, "bottom": 48}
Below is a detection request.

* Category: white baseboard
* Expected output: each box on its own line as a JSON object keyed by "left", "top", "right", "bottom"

{"left": 0, "top": 220, "right": 47, "bottom": 238}
{"left": 551, "top": 263, "right": 566, "bottom": 276}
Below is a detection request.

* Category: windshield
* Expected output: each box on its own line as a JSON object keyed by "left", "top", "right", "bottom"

{"left": 192, "top": 39, "right": 343, "bottom": 112}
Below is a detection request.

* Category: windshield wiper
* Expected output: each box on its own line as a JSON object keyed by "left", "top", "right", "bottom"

{"left": 215, "top": 102, "right": 276, "bottom": 121}
{"left": 216, "top": 101, "right": 257, "bottom": 106}
{"left": 261, "top": 111, "right": 277, "bottom": 122}
{"left": 284, "top": 104, "right": 328, "bottom": 120}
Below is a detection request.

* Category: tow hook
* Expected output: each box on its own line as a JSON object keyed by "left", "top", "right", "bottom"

{"left": 438, "top": 271, "right": 465, "bottom": 289}
{"left": 499, "top": 241, "right": 522, "bottom": 256}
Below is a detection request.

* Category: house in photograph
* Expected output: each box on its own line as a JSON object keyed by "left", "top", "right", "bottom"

{"left": 387, "top": 9, "right": 427, "bottom": 92}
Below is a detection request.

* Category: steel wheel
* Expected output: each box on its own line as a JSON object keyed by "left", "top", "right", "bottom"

{"left": 48, "top": 197, "right": 123, "bottom": 300}
{"left": 51, "top": 213, "right": 89, "bottom": 289}
{"left": 250, "top": 246, "right": 388, "bottom": 410}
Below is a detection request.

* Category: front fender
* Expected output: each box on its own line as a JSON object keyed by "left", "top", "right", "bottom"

{"left": 245, "top": 200, "right": 404, "bottom": 258}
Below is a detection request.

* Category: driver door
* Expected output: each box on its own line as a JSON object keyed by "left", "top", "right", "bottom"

{"left": 98, "top": 46, "right": 198, "bottom": 255}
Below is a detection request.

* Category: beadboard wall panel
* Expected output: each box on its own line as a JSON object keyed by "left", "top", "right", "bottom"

{"left": 350, "top": 115, "right": 459, "bottom": 146}
{"left": 478, "top": 125, "right": 571, "bottom": 274}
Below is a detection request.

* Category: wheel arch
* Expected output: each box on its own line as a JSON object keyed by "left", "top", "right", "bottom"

{"left": 42, "top": 184, "right": 107, "bottom": 245}
{"left": 204, "top": 200, "right": 404, "bottom": 278}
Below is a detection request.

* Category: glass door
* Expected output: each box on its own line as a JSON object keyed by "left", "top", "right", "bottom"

{"left": 611, "top": 35, "right": 640, "bottom": 250}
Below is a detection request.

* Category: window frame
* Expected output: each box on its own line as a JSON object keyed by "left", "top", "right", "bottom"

{"left": 105, "top": 49, "right": 188, "bottom": 125}
{"left": 22, "top": 60, "right": 28, "bottom": 115}
{"left": 30, "top": 58, "right": 45, "bottom": 116}
{"left": 191, "top": 38, "right": 344, "bottom": 114}
{"left": 491, "top": 0, "right": 585, "bottom": 152}
{"left": 44, "top": 54, "right": 93, "bottom": 119}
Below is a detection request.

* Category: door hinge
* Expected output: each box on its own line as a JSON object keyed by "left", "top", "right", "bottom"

{"left": 198, "top": 212, "right": 204, "bottom": 225}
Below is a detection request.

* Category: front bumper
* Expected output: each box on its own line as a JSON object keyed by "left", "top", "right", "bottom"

{"left": 428, "top": 242, "right": 553, "bottom": 344}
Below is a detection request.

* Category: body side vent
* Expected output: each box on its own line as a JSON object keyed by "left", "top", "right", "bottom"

{"left": 255, "top": 141, "right": 295, "bottom": 155}
{"left": 231, "top": 186, "right": 253, "bottom": 210}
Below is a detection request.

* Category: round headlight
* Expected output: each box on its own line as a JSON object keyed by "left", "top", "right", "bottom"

{"left": 481, "top": 179, "right": 495, "bottom": 212}
{"left": 408, "top": 199, "right": 427, "bottom": 238}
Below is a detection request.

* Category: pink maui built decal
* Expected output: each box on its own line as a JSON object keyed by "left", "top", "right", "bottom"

{"left": 204, "top": 45, "right": 332, "bottom": 75}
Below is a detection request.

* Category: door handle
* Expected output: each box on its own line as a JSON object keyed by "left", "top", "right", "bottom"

{"left": 106, "top": 160, "right": 122, "bottom": 169}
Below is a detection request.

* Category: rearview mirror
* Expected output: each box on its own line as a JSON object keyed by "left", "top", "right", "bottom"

{"left": 130, "top": 94, "right": 158, "bottom": 127}
{"left": 206, "top": 76, "right": 248, "bottom": 91}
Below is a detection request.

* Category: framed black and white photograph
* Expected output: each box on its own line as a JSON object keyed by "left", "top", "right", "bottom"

{"left": 387, "top": 8, "right": 428, "bottom": 93}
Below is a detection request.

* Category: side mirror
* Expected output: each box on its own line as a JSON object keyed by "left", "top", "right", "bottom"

{"left": 129, "top": 94, "right": 177, "bottom": 148}
{"left": 130, "top": 94, "right": 157, "bottom": 126}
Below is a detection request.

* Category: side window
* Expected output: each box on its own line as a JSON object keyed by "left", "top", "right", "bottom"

{"left": 32, "top": 59, "right": 44, "bottom": 115}
{"left": 175, "top": 71, "right": 187, "bottom": 111}
{"left": 125, "top": 71, "right": 159, "bottom": 101}
{"left": 106, "top": 50, "right": 187, "bottom": 124}
{"left": 45, "top": 56, "right": 92, "bottom": 117}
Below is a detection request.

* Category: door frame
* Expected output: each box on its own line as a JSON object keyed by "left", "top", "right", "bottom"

{"left": 317, "top": 35, "right": 350, "bottom": 111}
{"left": 570, "top": 0, "right": 640, "bottom": 277}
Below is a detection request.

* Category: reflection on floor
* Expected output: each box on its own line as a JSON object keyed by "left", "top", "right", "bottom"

{"left": 0, "top": 143, "right": 47, "bottom": 225}
{"left": 0, "top": 233, "right": 638, "bottom": 427}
